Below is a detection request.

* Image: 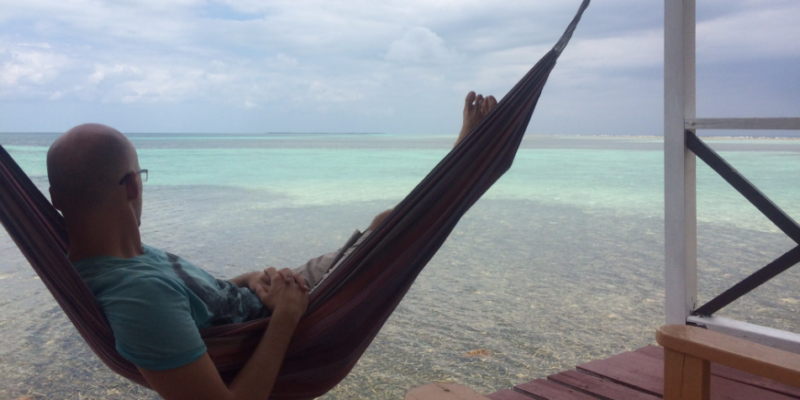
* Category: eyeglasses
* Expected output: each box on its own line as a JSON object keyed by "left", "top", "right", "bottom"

{"left": 118, "top": 169, "right": 148, "bottom": 185}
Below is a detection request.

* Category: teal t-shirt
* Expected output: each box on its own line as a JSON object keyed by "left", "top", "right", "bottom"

{"left": 74, "top": 244, "right": 268, "bottom": 371}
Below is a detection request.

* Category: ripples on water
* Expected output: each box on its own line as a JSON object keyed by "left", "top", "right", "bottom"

{"left": 1, "top": 134, "right": 799, "bottom": 399}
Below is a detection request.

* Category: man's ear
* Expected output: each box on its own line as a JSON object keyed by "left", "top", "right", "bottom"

{"left": 123, "top": 173, "right": 140, "bottom": 201}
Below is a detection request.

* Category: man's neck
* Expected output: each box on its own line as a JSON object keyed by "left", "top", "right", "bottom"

{"left": 65, "top": 212, "right": 144, "bottom": 262}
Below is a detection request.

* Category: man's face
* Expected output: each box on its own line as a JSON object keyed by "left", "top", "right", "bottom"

{"left": 130, "top": 150, "right": 144, "bottom": 227}
{"left": 135, "top": 177, "right": 143, "bottom": 227}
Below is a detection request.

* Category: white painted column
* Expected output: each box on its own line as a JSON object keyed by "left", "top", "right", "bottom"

{"left": 664, "top": 0, "right": 697, "bottom": 325}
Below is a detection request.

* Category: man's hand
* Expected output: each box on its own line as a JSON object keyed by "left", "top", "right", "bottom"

{"left": 230, "top": 271, "right": 265, "bottom": 293}
{"left": 255, "top": 268, "right": 309, "bottom": 315}
{"left": 231, "top": 268, "right": 307, "bottom": 296}
{"left": 456, "top": 91, "right": 497, "bottom": 147}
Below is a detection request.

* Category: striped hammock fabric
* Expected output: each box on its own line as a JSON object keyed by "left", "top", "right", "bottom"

{"left": 0, "top": 1, "right": 589, "bottom": 398}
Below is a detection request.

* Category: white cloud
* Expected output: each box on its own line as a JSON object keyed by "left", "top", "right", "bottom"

{"left": 697, "top": 3, "right": 800, "bottom": 62}
{"left": 560, "top": 29, "right": 662, "bottom": 70}
{"left": 302, "top": 79, "right": 369, "bottom": 103}
{"left": 88, "top": 64, "right": 141, "bottom": 85}
{"left": 0, "top": 43, "right": 69, "bottom": 91}
{"left": 0, "top": 0, "right": 797, "bottom": 134}
{"left": 267, "top": 53, "right": 298, "bottom": 69}
{"left": 385, "top": 27, "right": 459, "bottom": 64}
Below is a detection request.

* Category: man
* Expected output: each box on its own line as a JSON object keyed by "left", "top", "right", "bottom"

{"left": 46, "top": 91, "right": 496, "bottom": 400}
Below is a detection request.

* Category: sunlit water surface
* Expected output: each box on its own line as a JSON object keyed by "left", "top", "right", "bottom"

{"left": 1, "top": 133, "right": 799, "bottom": 399}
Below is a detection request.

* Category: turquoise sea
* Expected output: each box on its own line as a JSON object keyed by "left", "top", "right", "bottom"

{"left": 1, "top": 133, "right": 799, "bottom": 399}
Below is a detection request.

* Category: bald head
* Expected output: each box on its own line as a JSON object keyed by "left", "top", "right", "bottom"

{"left": 47, "top": 124, "right": 138, "bottom": 212}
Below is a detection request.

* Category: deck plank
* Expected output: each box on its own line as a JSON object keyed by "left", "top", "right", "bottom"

{"left": 577, "top": 353, "right": 663, "bottom": 396}
{"left": 487, "top": 345, "right": 800, "bottom": 400}
{"left": 486, "top": 389, "right": 534, "bottom": 400}
{"left": 516, "top": 379, "right": 600, "bottom": 400}
{"left": 548, "top": 370, "right": 661, "bottom": 400}
{"left": 582, "top": 348, "right": 798, "bottom": 400}
{"left": 635, "top": 344, "right": 800, "bottom": 398}
{"left": 601, "top": 351, "right": 664, "bottom": 379}
{"left": 712, "top": 364, "right": 800, "bottom": 399}
{"left": 634, "top": 345, "right": 663, "bottom": 360}
{"left": 711, "top": 376, "right": 797, "bottom": 400}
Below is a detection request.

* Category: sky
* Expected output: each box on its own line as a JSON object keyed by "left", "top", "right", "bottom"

{"left": 0, "top": 0, "right": 798, "bottom": 136}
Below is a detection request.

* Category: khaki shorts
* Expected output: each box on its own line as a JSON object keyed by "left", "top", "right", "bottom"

{"left": 293, "top": 229, "right": 371, "bottom": 291}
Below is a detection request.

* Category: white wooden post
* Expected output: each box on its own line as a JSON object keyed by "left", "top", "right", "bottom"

{"left": 663, "top": 0, "right": 800, "bottom": 351}
{"left": 664, "top": 0, "right": 697, "bottom": 325}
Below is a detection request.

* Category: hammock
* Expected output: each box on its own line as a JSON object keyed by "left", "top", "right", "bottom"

{"left": 0, "top": 1, "right": 588, "bottom": 398}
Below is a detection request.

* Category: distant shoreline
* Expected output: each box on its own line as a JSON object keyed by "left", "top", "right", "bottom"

{"left": 533, "top": 134, "right": 800, "bottom": 141}
{"left": 2, "top": 132, "right": 798, "bottom": 140}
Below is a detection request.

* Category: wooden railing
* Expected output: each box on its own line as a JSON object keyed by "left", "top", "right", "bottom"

{"left": 657, "top": 324, "right": 800, "bottom": 399}
{"left": 685, "top": 131, "right": 800, "bottom": 318}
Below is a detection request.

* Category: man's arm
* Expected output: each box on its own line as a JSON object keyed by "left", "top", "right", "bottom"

{"left": 139, "top": 268, "right": 308, "bottom": 400}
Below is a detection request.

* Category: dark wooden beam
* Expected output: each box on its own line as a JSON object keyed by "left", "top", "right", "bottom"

{"left": 694, "top": 246, "right": 800, "bottom": 317}
{"left": 686, "top": 131, "right": 800, "bottom": 244}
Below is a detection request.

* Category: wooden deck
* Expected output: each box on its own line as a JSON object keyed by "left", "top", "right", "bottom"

{"left": 485, "top": 346, "right": 800, "bottom": 400}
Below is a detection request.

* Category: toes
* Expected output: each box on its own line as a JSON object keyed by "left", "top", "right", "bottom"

{"left": 464, "top": 91, "right": 476, "bottom": 108}
{"left": 481, "top": 95, "right": 497, "bottom": 115}
{"left": 474, "top": 94, "right": 484, "bottom": 110}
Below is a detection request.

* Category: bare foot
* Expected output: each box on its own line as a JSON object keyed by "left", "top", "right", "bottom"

{"left": 455, "top": 91, "right": 497, "bottom": 147}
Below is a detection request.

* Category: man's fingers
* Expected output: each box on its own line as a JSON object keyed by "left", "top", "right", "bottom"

{"left": 284, "top": 270, "right": 307, "bottom": 291}
{"left": 277, "top": 268, "right": 295, "bottom": 284}
{"left": 255, "top": 284, "right": 268, "bottom": 302}
{"left": 264, "top": 268, "right": 283, "bottom": 283}
{"left": 262, "top": 267, "right": 307, "bottom": 291}
{"left": 293, "top": 272, "right": 309, "bottom": 292}
{"left": 264, "top": 267, "right": 298, "bottom": 286}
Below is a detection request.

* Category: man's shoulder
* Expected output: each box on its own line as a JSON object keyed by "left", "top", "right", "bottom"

{"left": 95, "top": 269, "right": 190, "bottom": 307}
{"left": 75, "top": 245, "right": 187, "bottom": 298}
{"left": 74, "top": 244, "right": 168, "bottom": 272}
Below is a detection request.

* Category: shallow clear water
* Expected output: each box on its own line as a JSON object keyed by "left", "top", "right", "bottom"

{"left": 1, "top": 133, "right": 799, "bottom": 399}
